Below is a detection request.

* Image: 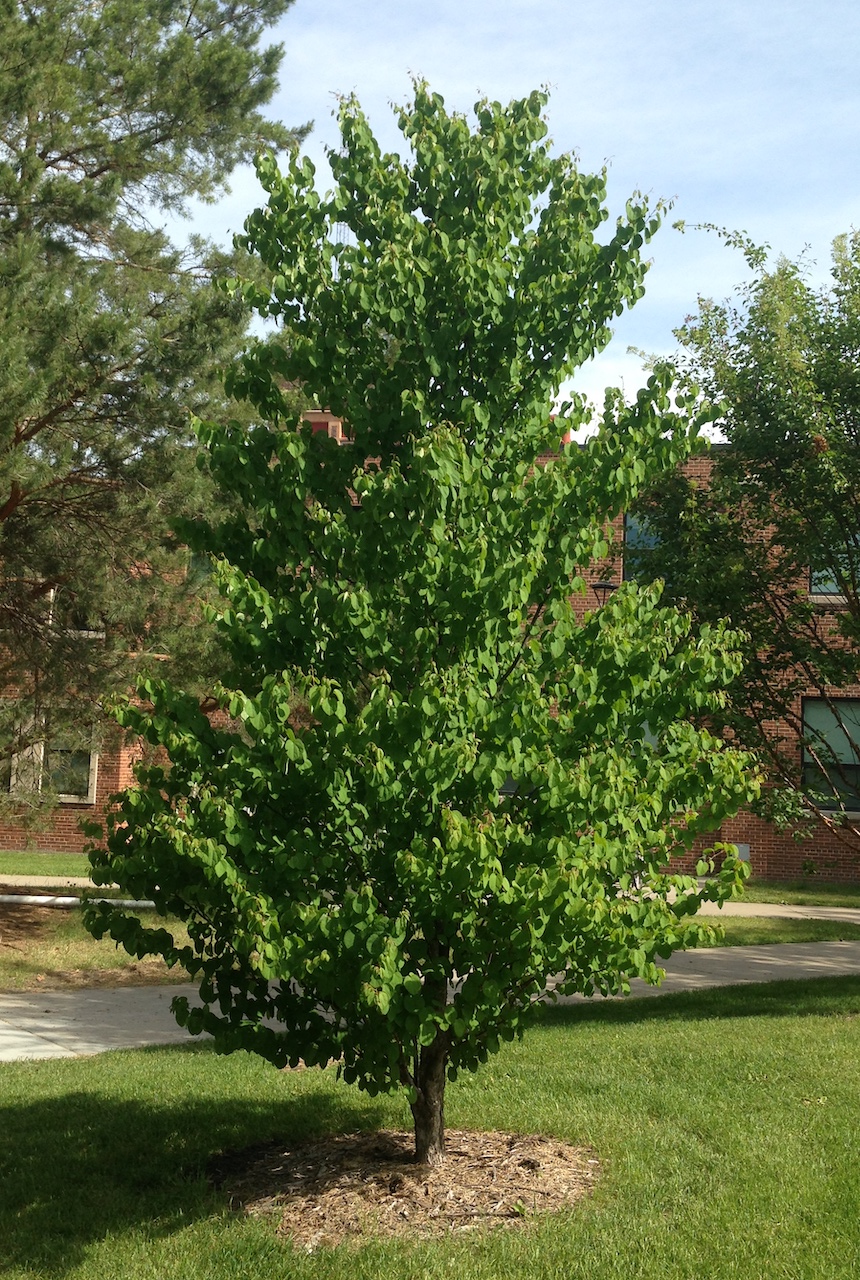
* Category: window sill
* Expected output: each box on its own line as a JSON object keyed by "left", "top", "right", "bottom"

{"left": 809, "top": 592, "right": 848, "bottom": 607}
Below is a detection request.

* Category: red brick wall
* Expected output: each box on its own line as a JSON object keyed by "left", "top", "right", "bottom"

{"left": 0, "top": 728, "right": 139, "bottom": 854}
{"left": 676, "top": 810, "right": 860, "bottom": 884}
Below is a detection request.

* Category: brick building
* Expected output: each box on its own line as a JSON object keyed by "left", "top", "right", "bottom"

{"left": 0, "top": 723, "right": 138, "bottom": 855}
{"left": 584, "top": 448, "right": 860, "bottom": 883}
{"left": 3, "top": 426, "right": 859, "bottom": 881}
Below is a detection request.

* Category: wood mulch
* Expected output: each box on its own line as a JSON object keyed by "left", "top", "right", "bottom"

{"left": 208, "top": 1127, "right": 599, "bottom": 1252}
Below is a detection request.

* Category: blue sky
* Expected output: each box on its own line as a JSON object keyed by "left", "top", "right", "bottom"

{"left": 189, "top": 0, "right": 860, "bottom": 406}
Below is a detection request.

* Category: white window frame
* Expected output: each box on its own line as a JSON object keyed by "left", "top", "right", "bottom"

{"left": 47, "top": 587, "right": 106, "bottom": 639}
{"left": 808, "top": 540, "right": 858, "bottom": 606}
{"left": 808, "top": 566, "right": 847, "bottom": 606}
{"left": 7, "top": 716, "right": 99, "bottom": 805}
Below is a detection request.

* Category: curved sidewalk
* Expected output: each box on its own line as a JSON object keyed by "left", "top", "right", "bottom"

{"left": 3, "top": 942, "right": 860, "bottom": 1062}
{"left": 598, "top": 939, "right": 860, "bottom": 998}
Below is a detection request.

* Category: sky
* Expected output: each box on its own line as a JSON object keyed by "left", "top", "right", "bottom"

{"left": 186, "top": 0, "right": 860, "bottom": 408}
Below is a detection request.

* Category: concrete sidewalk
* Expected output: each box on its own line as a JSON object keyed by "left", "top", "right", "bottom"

{"left": 697, "top": 899, "right": 860, "bottom": 923}
{"left": 0, "top": 875, "right": 97, "bottom": 889}
{"left": 0, "top": 983, "right": 200, "bottom": 1061}
{"left": 3, "top": 943, "right": 860, "bottom": 1063}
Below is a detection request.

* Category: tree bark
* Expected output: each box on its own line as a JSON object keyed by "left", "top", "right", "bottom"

{"left": 410, "top": 1028, "right": 448, "bottom": 1167}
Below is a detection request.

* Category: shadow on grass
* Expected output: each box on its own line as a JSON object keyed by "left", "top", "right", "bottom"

{"left": 0, "top": 1046, "right": 388, "bottom": 1277}
{"left": 538, "top": 973, "right": 860, "bottom": 1029}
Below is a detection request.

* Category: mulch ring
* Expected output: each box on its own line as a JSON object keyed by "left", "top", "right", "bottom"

{"left": 208, "top": 1128, "right": 600, "bottom": 1251}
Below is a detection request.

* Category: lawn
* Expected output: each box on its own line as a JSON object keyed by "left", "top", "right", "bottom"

{"left": 741, "top": 879, "right": 860, "bottom": 908}
{"left": 1, "top": 976, "right": 859, "bottom": 1279}
{"left": 0, "top": 851, "right": 91, "bottom": 878}
{"left": 710, "top": 916, "right": 860, "bottom": 946}
{"left": 3, "top": 852, "right": 860, "bottom": 908}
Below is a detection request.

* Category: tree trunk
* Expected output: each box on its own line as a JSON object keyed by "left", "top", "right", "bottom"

{"left": 410, "top": 1030, "right": 448, "bottom": 1167}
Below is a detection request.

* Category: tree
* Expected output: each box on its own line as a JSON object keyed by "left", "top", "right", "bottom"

{"left": 0, "top": 0, "right": 305, "bottom": 798}
{"left": 86, "top": 86, "right": 757, "bottom": 1166}
{"left": 631, "top": 233, "right": 860, "bottom": 846}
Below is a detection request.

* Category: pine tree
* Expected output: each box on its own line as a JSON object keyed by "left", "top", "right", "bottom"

{"left": 0, "top": 0, "right": 305, "bottom": 797}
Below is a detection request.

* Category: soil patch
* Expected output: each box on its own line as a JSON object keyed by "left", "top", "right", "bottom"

{"left": 0, "top": 903, "right": 188, "bottom": 990}
{"left": 209, "top": 1128, "right": 599, "bottom": 1251}
{"left": 0, "top": 901, "right": 57, "bottom": 943}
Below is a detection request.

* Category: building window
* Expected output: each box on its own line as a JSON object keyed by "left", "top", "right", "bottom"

{"left": 45, "top": 729, "right": 98, "bottom": 802}
{"left": 623, "top": 512, "right": 660, "bottom": 582}
{"left": 809, "top": 540, "right": 857, "bottom": 601}
{"left": 801, "top": 698, "right": 860, "bottom": 811}
{"left": 7, "top": 719, "right": 98, "bottom": 804}
{"left": 49, "top": 588, "right": 106, "bottom": 638}
{"left": 809, "top": 566, "right": 842, "bottom": 597}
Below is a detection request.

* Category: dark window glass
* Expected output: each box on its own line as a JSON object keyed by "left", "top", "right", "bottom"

{"left": 801, "top": 698, "right": 860, "bottom": 810}
{"left": 44, "top": 726, "right": 93, "bottom": 800}
{"left": 809, "top": 565, "right": 843, "bottom": 596}
{"left": 809, "top": 539, "right": 858, "bottom": 597}
{"left": 623, "top": 512, "right": 660, "bottom": 582}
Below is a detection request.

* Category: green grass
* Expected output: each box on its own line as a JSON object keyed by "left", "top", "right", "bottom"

{"left": 0, "top": 851, "right": 91, "bottom": 878}
{"left": 1, "top": 976, "right": 859, "bottom": 1278}
{"left": 711, "top": 915, "right": 860, "bottom": 947}
{"left": 741, "top": 878, "right": 860, "bottom": 908}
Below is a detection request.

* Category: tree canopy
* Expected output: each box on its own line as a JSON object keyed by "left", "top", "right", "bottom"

{"left": 631, "top": 233, "right": 860, "bottom": 847}
{"left": 87, "top": 85, "right": 757, "bottom": 1165}
{"left": 0, "top": 0, "right": 304, "bottom": 799}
